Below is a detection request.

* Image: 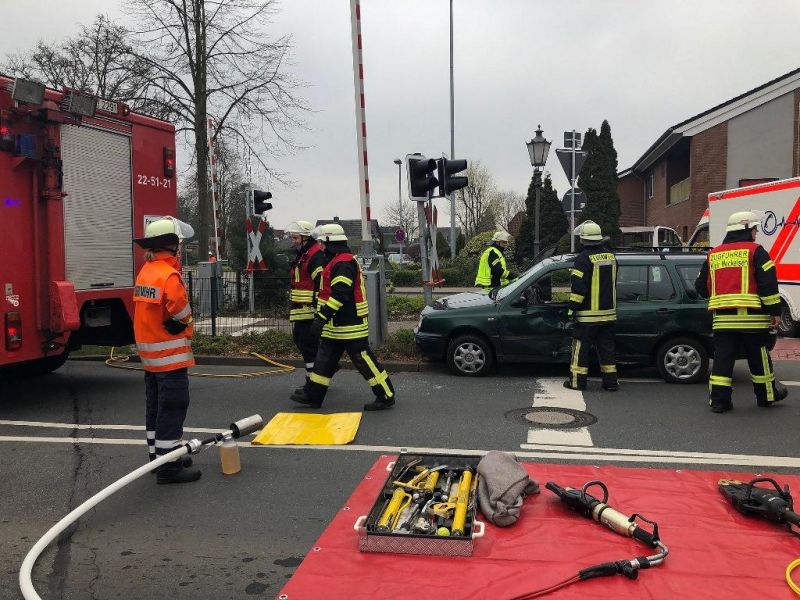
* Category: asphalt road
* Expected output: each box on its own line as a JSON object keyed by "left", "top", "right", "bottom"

{"left": 3, "top": 358, "right": 800, "bottom": 599}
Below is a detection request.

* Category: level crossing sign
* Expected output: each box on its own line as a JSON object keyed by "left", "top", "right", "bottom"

{"left": 245, "top": 218, "right": 267, "bottom": 271}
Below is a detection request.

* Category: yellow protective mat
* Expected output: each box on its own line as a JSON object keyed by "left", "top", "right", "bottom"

{"left": 251, "top": 412, "right": 362, "bottom": 445}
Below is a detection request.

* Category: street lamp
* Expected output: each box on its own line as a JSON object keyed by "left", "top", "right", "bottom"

{"left": 525, "top": 125, "right": 551, "bottom": 257}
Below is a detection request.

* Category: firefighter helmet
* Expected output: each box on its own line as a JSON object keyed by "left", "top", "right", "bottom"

{"left": 574, "top": 220, "right": 603, "bottom": 243}
{"left": 286, "top": 220, "right": 314, "bottom": 236}
{"left": 726, "top": 211, "right": 761, "bottom": 232}
{"left": 134, "top": 217, "right": 195, "bottom": 249}
{"left": 491, "top": 231, "right": 511, "bottom": 243}
{"left": 316, "top": 223, "right": 348, "bottom": 242}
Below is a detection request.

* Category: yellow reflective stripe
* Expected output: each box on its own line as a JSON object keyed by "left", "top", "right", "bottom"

{"left": 575, "top": 313, "right": 617, "bottom": 323}
{"left": 708, "top": 293, "right": 762, "bottom": 309}
{"left": 289, "top": 307, "right": 315, "bottom": 321}
{"left": 326, "top": 297, "right": 343, "bottom": 311}
{"left": 309, "top": 372, "right": 331, "bottom": 386}
{"left": 570, "top": 269, "right": 583, "bottom": 278}
{"left": 576, "top": 308, "right": 616, "bottom": 316}
{"left": 331, "top": 276, "right": 353, "bottom": 287}
{"left": 569, "top": 293, "right": 584, "bottom": 303}
{"left": 290, "top": 290, "right": 314, "bottom": 298}
{"left": 762, "top": 260, "right": 775, "bottom": 271}
{"left": 761, "top": 347, "right": 774, "bottom": 402}
{"left": 709, "top": 375, "right": 732, "bottom": 386}
{"left": 311, "top": 266, "right": 324, "bottom": 279}
{"left": 600, "top": 364, "right": 617, "bottom": 373}
{"left": 570, "top": 339, "right": 581, "bottom": 388}
{"left": 362, "top": 351, "right": 393, "bottom": 397}
{"left": 741, "top": 264, "right": 748, "bottom": 296}
{"left": 591, "top": 263, "right": 600, "bottom": 311}
{"left": 612, "top": 261, "right": 617, "bottom": 308}
{"left": 490, "top": 258, "right": 502, "bottom": 266}
{"left": 322, "top": 329, "right": 369, "bottom": 340}
{"left": 570, "top": 366, "right": 589, "bottom": 374}
{"left": 760, "top": 293, "right": 781, "bottom": 306}
{"left": 751, "top": 374, "right": 774, "bottom": 383}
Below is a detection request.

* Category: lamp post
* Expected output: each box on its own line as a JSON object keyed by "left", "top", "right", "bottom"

{"left": 393, "top": 158, "right": 402, "bottom": 206}
{"left": 525, "top": 125, "right": 552, "bottom": 258}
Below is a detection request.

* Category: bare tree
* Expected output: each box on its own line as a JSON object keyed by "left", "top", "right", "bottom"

{"left": 122, "top": 0, "right": 309, "bottom": 257}
{"left": 2, "top": 16, "right": 156, "bottom": 107}
{"left": 382, "top": 196, "right": 419, "bottom": 243}
{"left": 492, "top": 190, "right": 526, "bottom": 233}
{"left": 454, "top": 161, "right": 497, "bottom": 238}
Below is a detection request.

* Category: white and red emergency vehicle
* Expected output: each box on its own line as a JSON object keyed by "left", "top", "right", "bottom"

{"left": 691, "top": 177, "right": 800, "bottom": 336}
{"left": 1, "top": 75, "right": 177, "bottom": 374}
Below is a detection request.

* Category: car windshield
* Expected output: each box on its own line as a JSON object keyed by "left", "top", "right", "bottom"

{"left": 494, "top": 258, "right": 557, "bottom": 301}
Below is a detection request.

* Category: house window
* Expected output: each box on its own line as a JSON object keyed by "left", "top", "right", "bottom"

{"left": 647, "top": 173, "right": 654, "bottom": 199}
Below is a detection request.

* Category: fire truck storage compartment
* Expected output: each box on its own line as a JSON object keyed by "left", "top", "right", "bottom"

{"left": 60, "top": 124, "right": 134, "bottom": 291}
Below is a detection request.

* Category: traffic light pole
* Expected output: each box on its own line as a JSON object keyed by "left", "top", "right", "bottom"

{"left": 449, "top": 0, "right": 456, "bottom": 259}
{"left": 417, "top": 195, "right": 433, "bottom": 306}
{"left": 570, "top": 129, "right": 576, "bottom": 253}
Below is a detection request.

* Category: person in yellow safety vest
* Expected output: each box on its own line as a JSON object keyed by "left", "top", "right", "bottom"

{"left": 290, "top": 223, "right": 396, "bottom": 411}
{"left": 287, "top": 220, "right": 328, "bottom": 379}
{"left": 133, "top": 217, "right": 201, "bottom": 484}
{"left": 694, "top": 210, "right": 788, "bottom": 413}
{"left": 564, "top": 220, "right": 619, "bottom": 392}
{"left": 475, "top": 231, "right": 516, "bottom": 289}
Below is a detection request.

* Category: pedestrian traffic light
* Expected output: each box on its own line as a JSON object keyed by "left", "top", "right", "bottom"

{"left": 406, "top": 153, "right": 439, "bottom": 200}
{"left": 252, "top": 190, "right": 273, "bottom": 215}
{"left": 437, "top": 156, "right": 468, "bottom": 196}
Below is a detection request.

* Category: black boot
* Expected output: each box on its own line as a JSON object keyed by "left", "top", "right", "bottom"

{"left": 156, "top": 462, "right": 202, "bottom": 484}
{"left": 290, "top": 387, "right": 322, "bottom": 408}
{"left": 149, "top": 454, "right": 192, "bottom": 473}
{"left": 602, "top": 380, "right": 619, "bottom": 392}
{"left": 710, "top": 402, "right": 733, "bottom": 413}
{"left": 758, "top": 381, "right": 789, "bottom": 407}
{"left": 364, "top": 395, "right": 395, "bottom": 411}
{"left": 563, "top": 380, "right": 585, "bottom": 391}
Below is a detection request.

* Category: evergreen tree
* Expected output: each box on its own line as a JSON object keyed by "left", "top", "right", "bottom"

{"left": 577, "top": 120, "right": 621, "bottom": 244}
{"left": 516, "top": 171, "right": 568, "bottom": 263}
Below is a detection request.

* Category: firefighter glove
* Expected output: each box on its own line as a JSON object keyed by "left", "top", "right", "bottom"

{"left": 164, "top": 318, "right": 189, "bottom": 335}
{"left": 309, "top": 316, "right": 326, "bottom": 339}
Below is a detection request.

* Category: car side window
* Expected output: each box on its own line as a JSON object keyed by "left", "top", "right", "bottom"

{"left": 617, "top": 265, "right": 676, "bottom": 302}
{"left": 526, "top": 268, "right": 571, "bottom": 304}
{"left": 676, "top": 264, "right": 702, "bottom": 296}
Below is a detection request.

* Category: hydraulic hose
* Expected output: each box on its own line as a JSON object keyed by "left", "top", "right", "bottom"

{"left": 105, "top": 348, "right": 295, "bottom": 378}
{"left": 19, "top": 414, "right": 262, "bottom": 600}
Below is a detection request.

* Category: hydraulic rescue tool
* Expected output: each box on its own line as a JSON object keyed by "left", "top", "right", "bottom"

{"left": 719, "top": 477, "right": 800, "bottom": 595}
{"left": 509, "top": 480, "right": 668, "bottom": 599}
{"left": 20, "top": 415, "right": 264, "bottom": 600}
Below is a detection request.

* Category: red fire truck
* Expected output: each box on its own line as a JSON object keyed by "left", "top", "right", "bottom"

{"left": 1, "top": 75, "right": 177, "bottom": 374}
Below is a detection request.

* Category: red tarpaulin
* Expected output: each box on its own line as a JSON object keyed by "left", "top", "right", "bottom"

{"left": 278, "top": 456, "right": 800, "bottom": 600}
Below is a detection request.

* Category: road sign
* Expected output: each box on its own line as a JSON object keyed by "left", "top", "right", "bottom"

{"left": 561, "top": 188, "right": 587, "bottom": 214}
{"left": 245, "top": 218, "right": 267, "bottom": 271}
{"left": 555, "top": 148, "right": 587, "bottom": 183}
{"left": 394, "top": 228, "right": 406, "bottom": 242}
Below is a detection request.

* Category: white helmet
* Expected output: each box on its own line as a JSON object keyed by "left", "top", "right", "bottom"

{"left": 574, "top": 220, "right": 603, "bottom": 242}
{"left": 286, "top": 220, "right": 314, "bottom": 236}
{"left": 491, "top": 231, "right": 511, "bottom": 243}
{"left": 316, "top": 223, "right": 348, "bottom": 242}
{"left": 726, "top": 210, "right": 760, "bottom": 232}
{"left": 134, "top": 216, "right": 195, "bottom": 248}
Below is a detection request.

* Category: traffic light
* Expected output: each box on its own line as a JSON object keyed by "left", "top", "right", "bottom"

{"left": 437, "top": 156, "right": 468, "bottom": 196}
{"left": 406, "top": 153, "right": 439, "bottom": 200}
{"left": 252, "top": 190, "right": 273, "bottom": 215}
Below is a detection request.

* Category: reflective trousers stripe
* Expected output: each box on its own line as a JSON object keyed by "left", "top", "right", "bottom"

{"left": 761, "top": 347, "right": 774, "bottom": 402}
{"left": 600, "top": 364, "right": 617, "bottom": 373}
{"left": 362, "top": 351, "right": 393, "bottom": 397}
{"left": 709, "top": 375, "right": 732, "bottom": 387}
{"left": 309, "top": 372, "right": 331, "bottom": 386}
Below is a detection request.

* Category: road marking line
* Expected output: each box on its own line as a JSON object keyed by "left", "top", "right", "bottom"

{"left": 519, "top": 443, "right": 795, "bottom": 461}
{"left": 780, "top": 381, "right": 800, "bottom": 386}
{"left": 526, "top": 378, "right": 593, "bottom": 447}
{"left": 1, "top": 435, "right": 798, "bottom": 468}
{"left": 0, "top": 420, "right": 226, "bottom": 434}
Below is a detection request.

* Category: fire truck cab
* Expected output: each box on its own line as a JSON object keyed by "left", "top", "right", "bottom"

{"left": 1, "top": 75, "right": 177, "bottom": 374}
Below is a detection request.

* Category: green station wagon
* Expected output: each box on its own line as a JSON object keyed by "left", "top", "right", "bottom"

{"left": 414, "top": 252, "right": 713, "bottom": 383}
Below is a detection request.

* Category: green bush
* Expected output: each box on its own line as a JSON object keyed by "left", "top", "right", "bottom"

{"left": 378, "top": 328, "right": 419, "bottom": 359}
{"left": 392, "top": 269, "right": 420, "bottom": 286}
{"left": 387, "top": 295, "right": 426, "bottom": 319}
{"left": 441, "top": 267, "right": 467, "bottom": 286}
{"left": 191, "top": 330, "right": 297, "bottom": 357}
{"left": 460, "top": 231, "right": 517, "bottom": 260}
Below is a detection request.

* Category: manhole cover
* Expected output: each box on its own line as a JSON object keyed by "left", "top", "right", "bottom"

{"left": 504, "top": 406, "right": 597, "bottom": 429}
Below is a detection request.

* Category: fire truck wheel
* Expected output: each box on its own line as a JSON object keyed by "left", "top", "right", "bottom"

{"left": 778, "top": 305, "right": 800, "bottom": 338}
{"left": 10, "top": 351, "right": 70, "bottom": 378}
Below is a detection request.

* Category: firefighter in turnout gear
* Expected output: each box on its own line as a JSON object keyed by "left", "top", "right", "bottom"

{"left": 564, "top": 221, "right": 619, "bottom": 391}
{"left": 290, "top": 224, "right": 396, "bottom": 411}
{"left": 475, "top": 231, "right": 516, "bottom": 289}
{"left": 694, "top": 211, "right": 788, "bottom": 413}
{"left": 133, "top": 217, "right": 201, "bottom": 484}
{"left": 288, "top": 220, "right": 327, "bottom": 378}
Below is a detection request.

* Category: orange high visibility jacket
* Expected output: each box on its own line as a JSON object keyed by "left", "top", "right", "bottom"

{"left": 133, "top": 253, "right": 195, "bottom": 372}
{"left": 289, "top": 241, "right": 325, "bottom": 321}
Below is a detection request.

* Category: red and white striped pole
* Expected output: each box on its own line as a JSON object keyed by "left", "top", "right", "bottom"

{"left": 350, "top": 0, "right": 373, "bottom": 256}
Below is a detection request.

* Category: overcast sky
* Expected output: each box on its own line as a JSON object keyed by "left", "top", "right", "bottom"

{"left": 2, "top": 1, "right": 800, "bottom": 232}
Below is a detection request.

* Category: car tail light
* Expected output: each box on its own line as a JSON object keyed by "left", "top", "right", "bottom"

{"left": 0, "top": 111, "right": 13, "bottom": 152}
{"left": 164, "top": 147, "right": 175, "bottom": 178}
{"left": 5, "top": 311, "right": 22, "bottom": 351}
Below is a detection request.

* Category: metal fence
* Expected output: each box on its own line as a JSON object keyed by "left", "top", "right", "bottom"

{"left": 183, "top": 268, "right": 291, "bottom": 336}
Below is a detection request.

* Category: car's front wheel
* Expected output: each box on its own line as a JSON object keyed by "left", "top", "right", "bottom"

{"left": 446, "top": 334, "right": 494, "bottom": 377}
{"left": 778, "top": 304, "right": 800, "bottom": 337}
{"left": 655, "top": 337, "right": 708, "bottom": 384}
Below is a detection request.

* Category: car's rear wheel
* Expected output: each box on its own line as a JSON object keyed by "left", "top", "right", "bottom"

{"left": 655, "top": 337, "right": 708, "bottom": 384}
{"left": 446, "top": 334, "right": 494, "bottom": 377}
{"left": 778, "top": 304, "right": 800, "bottom": 337}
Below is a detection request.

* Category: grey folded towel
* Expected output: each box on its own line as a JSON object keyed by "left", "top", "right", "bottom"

{"left": 477, "top": 451, "right": 539, "bottom": 527}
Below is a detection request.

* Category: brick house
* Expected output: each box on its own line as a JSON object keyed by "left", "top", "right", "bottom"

{"left": 618, "top": 67, "right": 800, "bottom": 241}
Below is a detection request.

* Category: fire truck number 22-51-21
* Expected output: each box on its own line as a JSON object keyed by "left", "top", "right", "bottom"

{"left": 136, "top": 175, "right": 172, "bottom": 188}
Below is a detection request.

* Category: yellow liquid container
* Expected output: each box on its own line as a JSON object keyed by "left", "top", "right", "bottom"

{"left": 219, "top": 437, "right": 241, "bottom": 475}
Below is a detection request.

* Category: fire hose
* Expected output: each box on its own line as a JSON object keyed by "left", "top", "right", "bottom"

{"left": 511, "top": 480, "right": 668, "bottom": 599}
{"left": 105, "top": 347, "right": 295, "bottom": 378}
{"left": 18, "top": 414, "right": 264, "bottom": 600}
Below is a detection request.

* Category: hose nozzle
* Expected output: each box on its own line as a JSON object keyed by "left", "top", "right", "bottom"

{"left": 230, "top": 415, "right": 263, "bottom": 439}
